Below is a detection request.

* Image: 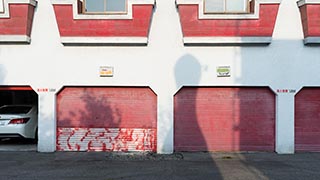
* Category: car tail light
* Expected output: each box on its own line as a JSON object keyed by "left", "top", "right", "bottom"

{"left": 9, "top": 118, "right": 30, "bottom": 124}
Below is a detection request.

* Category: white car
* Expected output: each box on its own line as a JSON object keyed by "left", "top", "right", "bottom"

{"left": 0, "top": 105, "right": 38, "bottom": 140}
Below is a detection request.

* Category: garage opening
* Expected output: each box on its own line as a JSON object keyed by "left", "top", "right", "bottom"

{"left": 174, "top": 87, "right": 275, "bottom": 152}
{"left": 56, "top": 86, "right": 157, "bottom": 152}
{"left": 0, "top": 86, "right": 38, "bottom": 151}
{"left": 295, "top": 87, "right": 320, "bottom": 152}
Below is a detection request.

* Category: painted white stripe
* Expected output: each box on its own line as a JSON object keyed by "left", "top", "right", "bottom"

{"left": 4, "top": 0, "right": 36, "bottom": 5}
{"left": 297, "top": 0, "right": 320, "bottom": 7}
{"left": 60, "top": 37, "right": 148, "bottom": 45}
{"left": 183, "top": 36, "right": 272, "bottom": 45}
{"left": 0, "top": 0, "right": 37, "bottom": 18}
{"left": 51, "top": 0, "right": 155, "bottom": 20}
{"left": 176, "top": 0, "right": 281, "bottom": 19}
{"left": 0, "top": 35, "right": 31, "bottom": 43}
{"left": 304, "top": 37, "right": 320, "bottom": 44}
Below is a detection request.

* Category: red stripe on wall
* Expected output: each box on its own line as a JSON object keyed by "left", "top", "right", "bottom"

{"left": 178, "top": 4, "right": 279, "bottom": 37}
{"left": 0, "top": 86, "right": 33, "bottom": 91}
{"left": 53, "top": 5, "right": 153, "bottom": 37}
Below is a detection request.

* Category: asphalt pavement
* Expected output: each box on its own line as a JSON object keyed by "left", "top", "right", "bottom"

{"left": 1, "top": 151, "right": 320, "bottom": 180}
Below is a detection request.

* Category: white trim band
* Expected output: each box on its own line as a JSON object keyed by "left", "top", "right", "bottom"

{"left": 60, "top": 37, "right": 148, "bottom": 45}
{"left": 51, "top": 0, "right": 155, "bottom": 20}
{"left": 0, "top": 0, "right": 37, "bottom": 18}
{"left": 304, "top": 37, "right": 320, "bottom": 44}
{"left": 176, "top": 0, "right": 281, "bottom": 19}
{"left": 297, "top": 0, "right": 320, "bottom": 7}
{"left": 183, "top": 36, "right": 272, "bottom": 45}
{"left": 0, "top": 0, "right": 3, "bottom": 12}
{"left": 0, "top": 35, "right": 31, "bottom": 43}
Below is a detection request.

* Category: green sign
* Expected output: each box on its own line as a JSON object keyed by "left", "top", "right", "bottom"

{"left": 216, "top": 66, "right": 230, "bottom": 77}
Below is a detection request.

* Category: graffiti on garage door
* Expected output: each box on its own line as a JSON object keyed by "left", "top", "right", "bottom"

{"left": 57, "top": 128, "right": 157, "bottom": 152}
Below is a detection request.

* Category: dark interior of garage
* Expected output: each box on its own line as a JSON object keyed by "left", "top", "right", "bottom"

{"left": 0, "top": 90, "right": 38, "bottom": 107}
{"left": 0, "top": 88, "right": 38, "bottom": 150}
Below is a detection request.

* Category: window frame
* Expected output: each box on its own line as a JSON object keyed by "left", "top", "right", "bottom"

{"left": 204, "top": 0, "right": 252, "bottom": 14}
{"left": 82, "top": 0, "right": 128, "bottom": 15}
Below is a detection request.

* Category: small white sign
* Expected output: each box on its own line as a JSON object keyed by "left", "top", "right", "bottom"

{"left": 0, "top": 0, "right": 4, "bottom": 13}
{"left": 216, "top": 66, "right": 231, "bottom": 77}
{"left": 100, "top": 66, "right": 114, "bottom": 77}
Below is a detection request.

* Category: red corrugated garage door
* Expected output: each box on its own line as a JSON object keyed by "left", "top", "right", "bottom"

{"left": 174, "top": 87, "right": 275, "bottom": 152}
{"left": 56, "top": 87, "right": 157, "bottom": 152}
{"left": 295, "top": 88, "right": 320, "bottom": 152}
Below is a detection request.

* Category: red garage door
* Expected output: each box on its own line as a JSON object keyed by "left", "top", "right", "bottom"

{"left": 174, "top": 87, "right": 275, "bottom": 152}
{"left": 56, "top": 87, "right": 157, "bottom": 152}
{"left": 295, "top": 88, "right": 320, "bottom": 152}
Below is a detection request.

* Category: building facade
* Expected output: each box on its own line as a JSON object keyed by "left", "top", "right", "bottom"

{"left": 0, "top": 0, "right": 320, "bottom": 154}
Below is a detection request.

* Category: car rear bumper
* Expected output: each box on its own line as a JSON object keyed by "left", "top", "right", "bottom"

{"left": 0, "top": 125, "right": 33, "bottom": 139}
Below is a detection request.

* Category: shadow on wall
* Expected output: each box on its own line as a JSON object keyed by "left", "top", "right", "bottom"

{"left": 174, "top": 54, "right": 223, "bottom": 179}
{"left": 172, "top": 52, "right": 276, "bottom": 178}
{"left": 68, "top": 88, "right": 122, "bottom": 128}
{"left": 232, "top": 39, "right": 316, "bottom": 178}
{"left": 174, "top": 54, "right": 206, "bottom": 151}
{"left": 56, "top": 87, "right": 122, "bottom": 151}
{"left": 175, "top": 54, "right": 201, "bottom": 86}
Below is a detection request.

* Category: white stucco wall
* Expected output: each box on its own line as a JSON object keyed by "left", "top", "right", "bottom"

{"left": 0, "top": 0, "right": 319, "bottom": 153}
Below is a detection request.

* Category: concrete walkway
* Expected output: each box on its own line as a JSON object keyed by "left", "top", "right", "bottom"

{"left": 0, "top": 152, "right": 320, "bottom": 180}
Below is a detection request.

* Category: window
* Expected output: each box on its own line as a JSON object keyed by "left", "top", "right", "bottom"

{"left": 204, "top": 0, "right": 251, "bottom": 14}
{"left": 83, "top": 0, "right": 127, "bottom": 14}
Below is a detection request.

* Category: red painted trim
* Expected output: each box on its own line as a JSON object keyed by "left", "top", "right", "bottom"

{"left": 53, "top": 5, "right": 153, "bottom": 37}
{"left": 0, "top": 4, "right": 35, "bottom": 36}
{"left": 0, "top": 86, "right": 33, "bottom": 91}
{"left": 298, "top": 4, "right": 320, "bottom": 38}
{"left": 178, "top": 4, "right": 280, "bottom": 37}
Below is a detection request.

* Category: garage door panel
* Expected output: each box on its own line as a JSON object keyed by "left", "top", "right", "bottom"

{"left": 174, "top": 87, "right": 275, "bottom": 152}
{"left": 57, "top": 87, "right": 157, "bottom": 152}
{"left": 295, "top": 88, "right": 320, "bottom": 152}
{"left": 57, "top": 87, "right": 156, "bottom": 128}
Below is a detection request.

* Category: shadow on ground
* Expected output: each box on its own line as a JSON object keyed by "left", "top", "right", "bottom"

{"left": 0, "top": 138, "right": 37, "bottom": 151}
